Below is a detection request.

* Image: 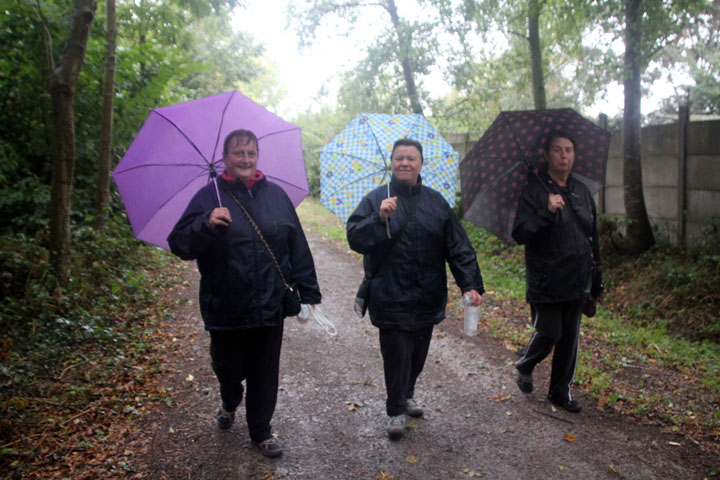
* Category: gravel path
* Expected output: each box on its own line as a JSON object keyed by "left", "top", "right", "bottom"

{"left": 134, "top": 231, "right": 709, "bottom": 479}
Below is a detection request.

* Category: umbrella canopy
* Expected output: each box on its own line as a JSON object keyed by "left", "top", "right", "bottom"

{"left": 460, "top": 108, "right": 611, "bottom": 243}
{"left": 113, "top": 90, "right": 308, "bottom": 250}
{"left": 320, "top": 113, "right": 459, "bottom": 223}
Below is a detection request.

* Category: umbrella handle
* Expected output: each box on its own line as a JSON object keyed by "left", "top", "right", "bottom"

{"left": 212, "top": 176, "right": 223, "bottom": 208}
{"left": 385, "top": 181, "right": 391, "bottom": 239}
{"left": 522, "top": 157, "right": 552, "bottom": 195}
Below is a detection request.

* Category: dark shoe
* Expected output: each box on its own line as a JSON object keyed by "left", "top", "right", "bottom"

{"left": 386, "top": 414, "right": 406, "bottom": 440}
{"left": 252, "top": 437, "right": 283, "bottom": 458}
{"left": 215, "top": 407, "right": 235, "bottom": 430}
{"left": 406, "top": 398, "right": 423, "bottom": 418}
{"left": 516, "top": 370, "right": 533, "bottom": 394}
{"left": 548, "top": 396, "right": 582, "bottom": 413}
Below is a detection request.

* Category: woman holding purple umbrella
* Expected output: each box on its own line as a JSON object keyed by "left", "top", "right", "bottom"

{"left": 168, "top": 129, "right": 321, "bottom": 458}
{"left": 512, "top": 130, "right": 603, "bottom": 413}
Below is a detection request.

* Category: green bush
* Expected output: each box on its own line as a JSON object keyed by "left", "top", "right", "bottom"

{"left": 0, "top": 216, "right": 173, "bottom": 398}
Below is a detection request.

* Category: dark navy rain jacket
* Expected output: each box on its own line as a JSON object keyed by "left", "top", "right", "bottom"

{"left": 168, "top": 173, "right": 321, "bottom": 331}
{"left": 347, "top": 175, "right": 484, "bottom": 331}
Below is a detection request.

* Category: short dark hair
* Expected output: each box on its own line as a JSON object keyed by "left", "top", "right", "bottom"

{"left": 223, "top": 129, "right": 258, "bottom": 155}
{"left": 391, "top": 138, "right": 423, "bottom": 162}
{"left": 544, "top": 130, "right": 577, "bottom": 153}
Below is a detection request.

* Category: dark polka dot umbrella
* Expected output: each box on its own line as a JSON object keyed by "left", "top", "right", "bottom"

{"left": 459, "top": 108, "right": 612, "bottom": 243}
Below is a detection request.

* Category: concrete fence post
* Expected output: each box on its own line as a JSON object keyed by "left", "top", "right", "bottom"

{"left": 677, "top": 105, "right": 689, "bottom": 247}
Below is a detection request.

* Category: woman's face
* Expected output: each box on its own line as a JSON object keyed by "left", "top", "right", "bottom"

{"left": 223, "top": 136, "right": 258, "bottom": 184}
{"left": 391, "top": 145, "right": 423, "bottom": 185}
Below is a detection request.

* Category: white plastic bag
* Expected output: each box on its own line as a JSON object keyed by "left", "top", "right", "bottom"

{"left": 296, "top": 304, "right": 337, "bottom": 336}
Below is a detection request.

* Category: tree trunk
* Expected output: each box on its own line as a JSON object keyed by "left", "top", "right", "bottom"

{"left": 47, "top": 0, "right": 97, "bottom": 286}
{"left": 528, "top": 0, "right": 547, "bottom": 110}
{"left": 622, "top": 0, "right": 655, "bottom": 252}
{"left": 386, "top": 0, "right": 424, "bottom": 115}
{"left": 95, "top": 0, "right": 117, "bottom": 230}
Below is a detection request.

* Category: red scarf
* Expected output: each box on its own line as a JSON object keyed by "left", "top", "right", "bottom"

{"left": 222, "top": 170, "right": 263, "bottom": 189}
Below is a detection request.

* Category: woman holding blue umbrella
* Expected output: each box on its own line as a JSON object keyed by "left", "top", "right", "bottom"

{"left": 347, "top": 138, "right": 484, "bottom": 440}
{"left": 168, "top": 129, "right": 322, "bottom": 458}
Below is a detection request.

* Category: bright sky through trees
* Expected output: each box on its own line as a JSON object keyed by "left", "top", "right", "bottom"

{"left": 232, "top": 0, "right": 689, "bottom": 120}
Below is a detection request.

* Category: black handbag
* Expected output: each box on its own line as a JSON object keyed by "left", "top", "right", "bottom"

{"left": 283, "top": 284, "right": 302, "bottom": 318}
{"left": 353, "top": 276, "right": 371, "bottom": 317}
{"left": 582, "top": 297, "right": 597, "bottom": 318}
{"left": 226, "top": 191, "right": 302, "bottom": 318}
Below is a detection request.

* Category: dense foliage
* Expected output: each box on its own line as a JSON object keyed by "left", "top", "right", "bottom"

{"left": 0, "top": 0, "right": 273, "bottom": 238}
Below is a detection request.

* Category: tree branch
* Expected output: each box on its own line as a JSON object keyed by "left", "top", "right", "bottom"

{"left": 34, "top": 0, "right": 55, "bottom": 73}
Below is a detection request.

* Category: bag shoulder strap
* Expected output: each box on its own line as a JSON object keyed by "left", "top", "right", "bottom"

{"left": 225, "top": 190, "right": 292, "bottom": 290}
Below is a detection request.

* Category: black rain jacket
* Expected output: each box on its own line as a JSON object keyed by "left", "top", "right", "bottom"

{"left": 511, "top": 170, "right": 603, "bottom": 304}
{"left": 347, "top": 175, "right": 484, "bottom": 331}
{"left": 168, "top": 173, "right": 321, "bottom": 331}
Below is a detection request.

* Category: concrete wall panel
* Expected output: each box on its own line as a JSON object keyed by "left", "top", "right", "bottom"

{"left": 688, "top": 121, "right": 720, "bottom": 155}
{"left": 686, "top": 190, "right": 720, "bottom": 222}
{"left": 687, "top": 155, "right": 720, "bottom": 191}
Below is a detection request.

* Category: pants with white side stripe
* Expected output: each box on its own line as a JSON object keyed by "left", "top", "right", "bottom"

{"left": 515, "top": 299, "right": 583, "bottom": 402}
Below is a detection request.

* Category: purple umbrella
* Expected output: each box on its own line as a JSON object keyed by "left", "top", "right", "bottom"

{"left": 460, "top": 108, "right": 611, "bottom": 243}
{"left": 113, "top": 90, "right": 308, "bottom": 250}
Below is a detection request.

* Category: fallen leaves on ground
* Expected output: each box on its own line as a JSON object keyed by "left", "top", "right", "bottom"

{"left": 488, "top": 392, "right": 514, "bottom": 403}
{"left": 462, "top": 467, "right": 485, "bottom": 477}
{"left": 345, "top": 400, "right": 366, "bottom": 412}
{"left": 0, "top": 262, "right": 186, "bottom": 479}
{"left": 373, "top": 472, "right": 399, "bottom": 480}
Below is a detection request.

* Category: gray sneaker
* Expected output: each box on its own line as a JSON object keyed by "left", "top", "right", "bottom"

{"left": 252, "top": 437, "right": 283, "bottom": 458}
{"left": 216, "top": 407, "right": 235, "bottom": 430}
{"left": 406, "top": 398, "right": 423, "bottom": 418}
{"left": 386, "top": 414, "right": 406, "bottom": 440}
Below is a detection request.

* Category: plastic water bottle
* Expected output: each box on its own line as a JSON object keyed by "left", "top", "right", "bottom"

{"left": 463, "top": 292, "right": 479, "bottom": 337}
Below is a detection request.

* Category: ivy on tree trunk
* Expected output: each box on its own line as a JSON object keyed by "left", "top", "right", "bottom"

{"left": 95, "top": 0, "right": 117, "bottom": 230}
{"left": 622, "top": 0, "right": 655, "bottom": 252}
{"left": 528, "top": 0, "right": 546, "bottom": 110}
{"left": 46, "top": 0, "right": 97, "bottom": 286}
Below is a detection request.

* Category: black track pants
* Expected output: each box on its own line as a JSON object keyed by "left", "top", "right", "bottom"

{"left": 515, "top": 300, "right": 583, "bottom": 402}
{"left": 209, "top": 324, "right": 284, "bottom": 442}
{"left": 379, "top": 326, "right": 434, "bottom": 417}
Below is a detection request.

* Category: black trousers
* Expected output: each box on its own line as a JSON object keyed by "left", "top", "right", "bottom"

{"left": 379, "top": 326, "right": 434, "bottom": 417}
{"left": 209, "top": 324, "right": 284, "bottom": 443}
{"left": 515, "top": 300, "right": 583, "bottom": 402}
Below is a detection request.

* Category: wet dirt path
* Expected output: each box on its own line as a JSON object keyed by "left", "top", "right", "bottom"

{"left": 136, "top": 231, "right": 708, "bottom": 479}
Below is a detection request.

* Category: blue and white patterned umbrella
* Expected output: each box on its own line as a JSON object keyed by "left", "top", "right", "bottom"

{"left": 320, "top": 113, "right": 459, "bottom": 223}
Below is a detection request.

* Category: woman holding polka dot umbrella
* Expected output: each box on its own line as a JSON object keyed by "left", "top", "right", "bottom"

{"left": 459, "top": 108, "right": 611, "bottom": 243}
